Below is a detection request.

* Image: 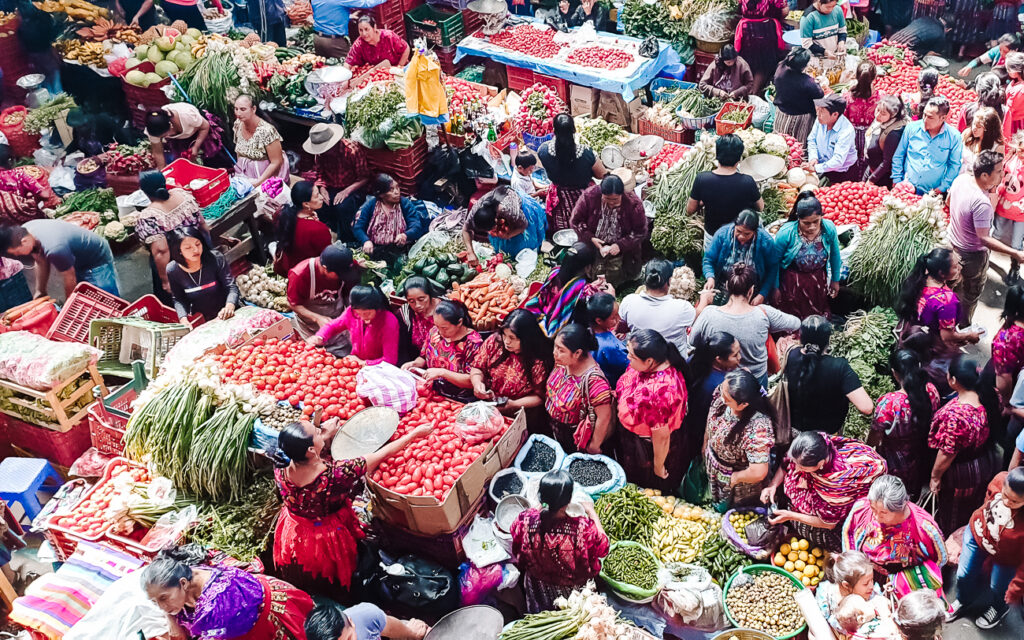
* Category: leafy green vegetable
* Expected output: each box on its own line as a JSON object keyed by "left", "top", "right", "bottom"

{"left": 830, "top": 307, "right": 898, "bottom": 441}
{"left": 24, "top": 94, "right": 77, "bottom": 134}
{"left": 346, "top": 85, "right": 420, "bottom": 150}
{"left": 577, "top": 118, "right": 627, "bottom": 153}
{"left": 56, "top": 188, "right": 117, "bottom": 218}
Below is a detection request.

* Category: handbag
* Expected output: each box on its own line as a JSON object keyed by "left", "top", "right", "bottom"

{"left": 761, "top": 307, "right": 781, "bottom": 375}
{"left": 573, "top": 367, "right": 608, "bottom": 450}
{"left": 767, "top": 345, "right": 795, "bottom": 448}
{"left": 916, "top": 489, "right": 938, "bottom": 517}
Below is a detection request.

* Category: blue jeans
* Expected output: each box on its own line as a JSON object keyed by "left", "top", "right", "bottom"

{"left": 956, "top": 528, "right": 1015, "bottom": 609}
{"left": 79, "top": 244, "right": 120, "bottom": 297}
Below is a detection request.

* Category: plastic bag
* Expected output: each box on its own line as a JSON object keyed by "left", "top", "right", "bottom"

{"left": 654, "top": 563, "right": 727, "bottom": 631}
{"left": 464, "top": 515, "right": 510, "bottom": 567}
{"left": 139, "top": 505, "right": 198, "bottom": 550}
{"left": 356, "top": 362, "right": 419, "bottom": 413}
{"left": 639, "top": 36, "right": 659, "bottom": 58}
{"left": 458, "top": 561, "right": 520, "bottom": 605}
{"left": 68, "top": 447, "right": 116, "bottom": 478}
{"left": 455, "top": 402, "right": 505, "bottom": 445}
{"left": 0, "top": 331, "right": 101, "bottom": 389}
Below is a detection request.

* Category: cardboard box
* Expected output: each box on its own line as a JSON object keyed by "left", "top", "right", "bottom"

{"left": 597, "top": 91, "right": 630, "bottom": 128}
{"left": 368, "top": 409, "right": 528, "bottom": 536}
{"left": 570, "top": 84, "right": 599, "bottom": 118}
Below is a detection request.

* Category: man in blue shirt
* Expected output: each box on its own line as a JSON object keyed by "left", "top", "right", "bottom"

{"left": 805, "top": 94, "right": 858, "bottom": 184}
{"left": 891, "top": 96, "right": 963, "bottom": 194}
{"left": 305, "top": 602, "right": 429, "bottom": 640}
{"left": 312, "top": 0, "right": 384, "bottom": 59}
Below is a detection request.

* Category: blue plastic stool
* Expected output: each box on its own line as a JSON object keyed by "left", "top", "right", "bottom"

{"left": 0, "top": 458, "right": 62, "bottom": 523}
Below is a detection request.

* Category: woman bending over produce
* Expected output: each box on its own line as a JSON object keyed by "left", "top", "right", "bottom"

{"left": 927, "top": 355, "right": 999, "bottom": 535}
{"left": 0, "top": 145, "right": 60, "bottom": 224}
{"left": 462, "top": 185, "right": 546, "bottom": 266}
{"left": 510, "top": 470, "right": 609, "bottom": 613}
{"left": 524, "top": 241, "right": 608, "bottom": 338}
{"left": 704, "top": 369, "right": 775, "bottom": 509}
{"left": 137, "top": 171, "right": 211, "bottom": 302}
{"left": 773, "top": 191, "right": 843, "bottom": 319}
{"left": 273, "top": 181, "right": 332, "bottom": 277}
{"left": 145, "top": 104, "right": 225, "bottom": 170}
{"left": 470, "top": 309, "right": 552, "bottom": 419}
{"left": 616, "top": 329, "right": 690, "bottom": 493}
{"left": 353, "top": 174, "right": 428, "bottom": 263}
{"left": 762, "top": 430, "right": 887, "bottom": 551}
{"left": 273, "top": 418, "right": 432, "bottom": 588}
{"left": 310, "top": 285, "right": 399, "bottom": 365}
{"left": 546, "top": 324, "right": 614, "bottom": 454}
{"left": 166, "top": 226, "right": 239, "bottom": 325}
{"left": 867, "top": 351, "right": 939, "bottom": 498}
{"left": 142, "top": 545, "right": 313, "bottom": 640}
{"left": 398, "top": 276, "right": 441, "bottom": 357}
{"left": 403, "top": 300, "right": 483, "bottom": 402}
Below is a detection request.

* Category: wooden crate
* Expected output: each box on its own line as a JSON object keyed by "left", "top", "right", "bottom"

{"left": 0, "top": 364, "right": 107, "bottom": 432}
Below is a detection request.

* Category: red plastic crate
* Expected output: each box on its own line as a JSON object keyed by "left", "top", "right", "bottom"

{"left": 463, "top": 10, "right": 483, "bottom": 35}
{"left": 715, "top": 102, "right": 754, "bottom": 135}
{"left": 636, "top": 115, "right": 694, "bottom": 145}
{"left": 0, "top": 414, "right": 91, "bottom": 468}
{"left": 47, "top": 282, "right": 130, "bottom": 344}
{"left": 122, "top": 294, "right": 197, "bottom": 324}
{"left": 534, "top": 72, "right": 569, "bottom": 104}
{"left": 506, "top": 65, "right": 535, "bottom": 92}
{"left": 122, "top": 62, "right": 172, "bottom": 129}
{"left": 435, "top": 45, "right": 463, "bottom": 75}
{"left": 86, "top": 385, "right": 136, "bottom": 456}
{"left": 163, "top": 159, "right": 229, "bottom": 207}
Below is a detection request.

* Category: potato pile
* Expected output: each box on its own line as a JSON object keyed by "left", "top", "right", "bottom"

{"left": 726, "top": 570, "right": 805, "bottom": 637}
{"left": 772, "top": 536, "right": 826, "bottom": 587}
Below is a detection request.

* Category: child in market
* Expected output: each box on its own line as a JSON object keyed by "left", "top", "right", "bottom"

{"left": 835, "top": 593, "right": 900, "bottom": 640}
{"left": 511, "top": 150, "right": 547, "bottom": 199}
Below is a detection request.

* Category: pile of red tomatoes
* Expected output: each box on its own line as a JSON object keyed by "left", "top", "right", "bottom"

{"left": 370, "top": 394, "right": 509, "bottom": 501}
{"left": 489, "top": 25, "right": 565, "bottom": 59}
{"left": 647, "top": 142, "right": 689, "bottom": 172}
{"left": 566, "top": 46, "right": 634, "bottom": 70}
{"left": 216, "top": 338, "right": 367, "bottom": 422}
{"left": 871, "top": 58, "right": 976, "bottom": 126}
{"left": 816, "top": 182, "right": 890, "bottom": 229}
{"left": 50, "top": 462, "right": 151, "bottom": 536}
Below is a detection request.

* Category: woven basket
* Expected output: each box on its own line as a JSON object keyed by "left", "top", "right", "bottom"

{"left": 711, "top": 630, "right": 774, "bottom": 640}
{"left": 696, "top": 38, "right": 729, "bottom": 54}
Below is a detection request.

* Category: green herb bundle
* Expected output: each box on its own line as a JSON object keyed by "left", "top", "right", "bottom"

{"left": 830, "top": 308, "right": 898, "bottom": 440}
{"left": 174, "top": 50, "right": 240, "bottom": 120}
{"left": 577, "top": 118, "right": 626, "bottom": 153}
{"left": 24, "top": 94, "right": 77, "bottom": 134}
{"left": 186, "top": 473, "right": 282, "bottom": 561}
{"left": 649, "top": 137, "right": 715, "bottom": 258}
{"left": 346, "top": 85, "right": 419, "bottom": 150}
{"left": 55, "top": 188, "right": 117, "bottom": 218}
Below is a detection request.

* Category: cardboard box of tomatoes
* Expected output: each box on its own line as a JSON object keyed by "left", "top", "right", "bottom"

{"left": 368, "top": 409, "right": 527, "bottom": 536}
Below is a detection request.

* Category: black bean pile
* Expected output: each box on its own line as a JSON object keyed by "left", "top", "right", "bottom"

{"left": 519, "top": 441, "right": 556, "bottom": 472}
{"left": 568, "top": 459, "right": 612, "bottom": 486}
{"left": 492, "top": 473, "right": 523, "bottom": 498}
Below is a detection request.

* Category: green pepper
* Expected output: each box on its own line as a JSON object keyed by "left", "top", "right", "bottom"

{"left": 421, "top": 263, "right": 440, "bottom": 278}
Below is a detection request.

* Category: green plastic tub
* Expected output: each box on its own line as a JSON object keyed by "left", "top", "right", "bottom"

{"left": 723, "top": 564, "right": 807, "bottom": 640}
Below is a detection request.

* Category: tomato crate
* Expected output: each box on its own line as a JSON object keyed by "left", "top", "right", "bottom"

{"left": 715, "top": 101, "right": 754, "bottom": 135}
{"left": 42, "top": 457, "right": 148, "bottom": 561}
{"left": 636, "top": 114, "right": 694, "bottom": 145}
{"left": 47, "top": 282, "right": 130, "bottom": 344}
{"left": 405, "top": 4, "right": 464, "bottom": 47}
{"left": 0, "top": 363, "right": 107, "bottom": 433}
{"left": 534, "top": 73, "right": 569, "bottom": 104}
{"left": 162, "top": 159, "right": 229, "bottom": 207}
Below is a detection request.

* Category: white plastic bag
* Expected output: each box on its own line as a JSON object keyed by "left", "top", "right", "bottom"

{"left": 455, "top": 401, "right": 505, "bottom": 445}
{"left": 464, "top": 515, "right": 511, "bottom": 567}
{"left": 64, "top": 573, "right": 170, "bottom": 640}
{"left": 356, "top": 362, "right": 419, "bottom": 413}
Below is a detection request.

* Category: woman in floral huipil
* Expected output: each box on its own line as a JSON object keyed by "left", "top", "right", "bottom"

{"left": 868, "top": 350, "right": 940, "bottom": 501}
{"left": 398, "top": 276, "right": 441, "bottom": 357}
{"left": 616, "top": 329, "right": 689, "bottom": 493}
{"left": 704, "top": 370, "right": 775, "bottom": 509}
{"left": 841, "top": 61, "right": 882, "bottom": 180}
{"left": 273, "top": 419, "right": 431, "bottom": 587}
{"left": 545, "top": 324, "right": 614, "bottom": 455}
{"left": 470, "top": 309, "right": 552, "bottom": 419}
{"left": 993, "top": 285, "right": 1024, "bottom": 403}
{"left": 928, "top": 356, "right": 999, "bottom": 535}
{"left": 403, "top": 300, "right": 483, "bottom": 403}
{"left": 511, "top": 470, "right": 609, "bottom": 613}
{"left": 232, "top": 95, "right": 290, "bottom": 187}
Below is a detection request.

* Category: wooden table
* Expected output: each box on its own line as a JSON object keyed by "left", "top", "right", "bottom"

{"left": 208, "top": 191, "right": 266, "bottom": 265}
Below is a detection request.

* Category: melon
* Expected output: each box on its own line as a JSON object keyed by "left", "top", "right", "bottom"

{"left": 147, "top": 45, "right": 164, "bottom": 63}
{"left": 143, "top": 72, "right": 163, "bottom": 86}
{"left": 186, "top": 28, "right": 202, "bottom": 39}
{"left": 125, "top": 57, "right": 143, "bottom": 70}
{"left": 170, "top": 51, "right": 193, "bottom": 69}
{"left": 125, "top": 69, "right": 148, "bottom": 87}
{"left": 154, "top": 60, "right": 179, "bottom": 78}
{"left": 135, "top": 44, "right": 149, "bottom": 60}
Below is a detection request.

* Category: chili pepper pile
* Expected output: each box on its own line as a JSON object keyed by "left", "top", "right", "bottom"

{"left": 602, "top": 544, "right": 659, "bottom": 589}
{"left": 488, "top": 24, "right": 565, "bottom": 59}
{"left": 566, "top": 46, "right": 634, "bottom": 70}
{"left": 594, "top": 484, "right": 663, "bottom": 543}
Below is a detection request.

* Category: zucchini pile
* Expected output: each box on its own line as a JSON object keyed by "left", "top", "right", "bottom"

{"left": 407, "top": 253, "right": 477, "bottom": 289}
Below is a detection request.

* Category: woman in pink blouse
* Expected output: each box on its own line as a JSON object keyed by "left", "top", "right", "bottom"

{"left": 928, "top": 355, "right": 999, "bottom": 535}
{"left": 344, "top": 14, "right": 411, "bottom": 70}
{"left": 993, "top": 285, "right": 1024, "bottom": 403}
{"left": 545, "top": 324, "right": 614, "bottom": 455}
{"left": 398, "top": 276, "right": 441, "bottom": 357}
{"left": 841, "top": 61, "right": 882, "bottom": 179}
{"left": 616, "top": 328, "right": 689, "bottom": 493}
{"left": 310, "top": 285, "right": 399, "bottom": 365}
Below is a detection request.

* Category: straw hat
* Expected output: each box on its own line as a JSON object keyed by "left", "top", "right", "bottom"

{"left": 303, "top": 123, "right": 345, "bottom": 155}
{"left": 611, "top": 167, "right": 636, "bottom": 193}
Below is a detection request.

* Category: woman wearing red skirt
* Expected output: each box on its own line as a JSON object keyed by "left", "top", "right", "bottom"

{"left": 273, "top": 418, "right": 432, "bottom": 587}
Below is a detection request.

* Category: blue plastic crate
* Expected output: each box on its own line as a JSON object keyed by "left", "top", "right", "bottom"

{"left": 650, "top": 78, "right": 698, "bottom": 104}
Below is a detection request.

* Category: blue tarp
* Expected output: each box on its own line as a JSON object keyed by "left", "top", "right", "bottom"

{"left": 454, "top": 23, "right": 678, "bottom": 101}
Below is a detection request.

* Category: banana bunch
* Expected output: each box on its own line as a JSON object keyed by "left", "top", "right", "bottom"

{"left": 58, "top": 40, "right": 107, "bottom": 67}
{"left": 652, "top": 516, "right": 710, "bottom": 564}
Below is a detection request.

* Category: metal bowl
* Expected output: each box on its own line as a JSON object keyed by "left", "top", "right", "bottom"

{"left": 494, "top": 494, "right": 530, "bottom": 533}
{"left": 551, "top": 229, "right": 578, "bottom": 247}
{"left": 424, "top": 606, "right": 504, "bottom": 640}
{"left": 16, "top": 74, "right": 45, "bottom": 90}
{"left": 922, "top": 55, "right": 949, "bottom": 71}
{"left": 738, "top": 153, "right": 787, "bottom": 182}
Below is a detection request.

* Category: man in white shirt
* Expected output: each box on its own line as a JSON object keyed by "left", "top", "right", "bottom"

{"left": 804, "top": 94, "right": 858, "bottom": 183}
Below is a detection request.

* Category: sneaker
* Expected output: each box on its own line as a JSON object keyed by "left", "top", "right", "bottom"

{"left": 975, "top": 605, "right": 1009, "bottom": 629}
{"left": 946, "top": 600, "right": 968, "bottom": 623}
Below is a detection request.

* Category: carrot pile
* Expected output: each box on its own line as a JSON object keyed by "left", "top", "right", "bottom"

{"left": 285, "top": 0, "right": 311, "bottom": 24}
{"left": 1, "top": 297, "right": 57, "bottom": 335}
{"left": 449, "top": 273, "right": 518, "bottom": 331}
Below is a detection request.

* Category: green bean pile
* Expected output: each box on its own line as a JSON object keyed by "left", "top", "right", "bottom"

{"left": 603, "top": 545, "right": 659, "bottom": 590}
{"left": 594, "top": 484, "right": 662, "bottom": 543}
{"left": 498, "top": 605, "right": 588, "bottom": 640}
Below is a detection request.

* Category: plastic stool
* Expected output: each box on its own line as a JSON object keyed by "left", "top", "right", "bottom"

{"left": 0, "top": 458, "right": 62, "bottom": 523}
